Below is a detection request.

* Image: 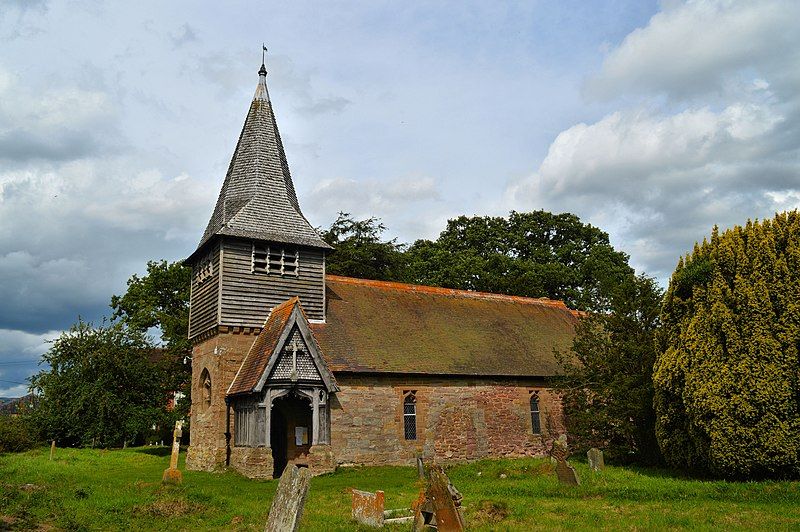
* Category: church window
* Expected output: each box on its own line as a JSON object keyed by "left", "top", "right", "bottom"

{"left": 252, "top": 244, "right": 299, "bottom": 276}
{"left": 200, "top": 368, "right": 212, "bottom": 410}
{"left": 530, "top": 392, "right": 541, "bottom": 435}
{"left": 403, "top": 391, "right": 417, "bottom": 441}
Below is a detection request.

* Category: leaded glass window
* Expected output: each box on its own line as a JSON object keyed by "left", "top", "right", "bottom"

{"left": 403, "top": 392, "right": 417, "bottom": 441}
{"left": 530, "top": 393, "right": 541, "bottom": 435}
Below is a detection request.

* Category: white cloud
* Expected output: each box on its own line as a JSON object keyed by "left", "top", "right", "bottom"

{"left": 510, "top": 0, "right": 800, "bottom": 280}
{"left": 586, "top": 0, "right": 800, "bottom": 100}
{"left": 0, "top": 328, "right": 59, "bottom": 397}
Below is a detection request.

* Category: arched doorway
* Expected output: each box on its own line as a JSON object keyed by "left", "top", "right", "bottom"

{"left": 270, "top": 393, "right": 312, "bottom": 478}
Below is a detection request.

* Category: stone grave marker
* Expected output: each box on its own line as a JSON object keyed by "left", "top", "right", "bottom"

{"left": 413, "top": 465, "right": 466, "bottom": 532}
{"left": 162, "top": 420, "right": 183, "bottom": 485}
{"left": 550, "top": 435, "right": 580, "bottom": 486}
{"left": 265, "top": 465, "right": 312, "bottom": 532}
{"left": 49, "top": 440, "right": 55, "bottom": 461}
{"left": 352, "top": 489, "right": 385, "bottom": 528}
{"left": 416, "top": 453, "right": 426, "bottom": 480}
{"left": 587, "top": 448, "right": 605, "bottom": 472}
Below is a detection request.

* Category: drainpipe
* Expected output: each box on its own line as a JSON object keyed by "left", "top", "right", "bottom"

{"left": 224, "top": 396, "right": 231, "bottom": 467}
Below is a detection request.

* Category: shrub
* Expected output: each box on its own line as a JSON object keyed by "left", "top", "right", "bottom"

{"left": 0, "top": 416, "right": 37, "bottom": 453}
{"left": 654, "top": 212, "right": 800, "bottom": 479}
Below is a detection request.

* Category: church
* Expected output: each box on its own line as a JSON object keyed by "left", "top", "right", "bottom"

{"left": 184, "top": 60, "right": 579, "bottom": 479}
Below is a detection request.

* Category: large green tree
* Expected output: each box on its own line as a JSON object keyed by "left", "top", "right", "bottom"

{"left": 321, "top": 213, "right": 408, "bottom": 281}
{"left": 406, "top": 211, "right": 633, "bottom": 311}
{"left": 28, "top": 321, "right": 168, "bottom": 447}
{"left": 556, "top": 274, "right": 663, "bottom": 464}
{"left": 111, "top": 260, "right": 192, "bottom": 414}
{"left": 654, "top": 212, "right": 800, "bottom": 479}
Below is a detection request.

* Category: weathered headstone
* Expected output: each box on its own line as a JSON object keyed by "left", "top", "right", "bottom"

{"left": 162, "top": 420, "right": 183, "bottom": 485}
{"left": 49, "top": 440, "right": 55, "bottom": 461}
{"left": 265, "top": 465, "right": 312, "bottom": 532}
{"left": 352, "top": 489, "right": 385, "bottom": 528}
{"left": 587, "top": 448, "right": 605, "bottom": 472}
{"left": 413, "top": 465, "right": 465, "bottom": 532}
{"left": 416, "top": 453, "right": 426, "bottom": 480}
{"left": 550, "top": 435, "right": 580, "bottom": 486}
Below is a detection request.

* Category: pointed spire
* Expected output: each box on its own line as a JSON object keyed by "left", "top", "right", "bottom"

{"left": 191, "top": 55, "right": 331, "bottom": 257}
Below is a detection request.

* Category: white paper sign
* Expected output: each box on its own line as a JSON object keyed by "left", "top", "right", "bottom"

{"left": 295, "top": 426, "right": 308, "bottom": 446}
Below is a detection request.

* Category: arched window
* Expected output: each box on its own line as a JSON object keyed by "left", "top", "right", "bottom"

{"left": 403, "top": 391, "right": 417, "bottom": 441}
{"left": 530, "top": 393, "right": 541, "bottom": 435}
{"left": 200, "top": 368, "right": 212, "bottom": 410}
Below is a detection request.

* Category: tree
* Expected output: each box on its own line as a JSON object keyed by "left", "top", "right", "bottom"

{"left": 111, "top": 260, "right": 192, "bottom": 416}
{"left": 556, "top": 274, "right": 663, "bottom": 464}
{"left": 654, "top": 212, "right": 800, "bottom": 479}
{"left": 321, "top": 212, "right": 408, "bottom": 281}
{"left": 406, "top": 211, "right": 633, "bottom": 311}
{"left": 28, "top": 320, "right": 168, "bottom": 447}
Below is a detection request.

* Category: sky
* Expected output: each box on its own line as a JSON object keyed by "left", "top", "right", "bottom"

{"left": 1, "top": 0, "right": 799, "bottom": 396}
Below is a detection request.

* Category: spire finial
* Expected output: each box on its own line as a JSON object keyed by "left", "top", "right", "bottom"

{"left": 259, "top": 44, "right": 268, "bottom": 76}
{"left": 255, "top": 44, "right": 270, "bottom": 101}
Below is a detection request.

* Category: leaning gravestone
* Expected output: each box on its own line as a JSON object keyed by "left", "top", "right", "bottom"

{"left": 413, "top": 465, "right": 465, "bottom": 532}
{"left": 162, "top": 420, "right": 183, "bottom": 485}
{"left": 352, "top": 489, "right": 385, "bottom": 528}
{"left": 550, "top": 435, "right": 580, "bottom": 486}
{"left": 265, "top": 465, "right": 312, "bottom": 532}
{"left": 587, "top": 448, "right": 605, "bottom": 472}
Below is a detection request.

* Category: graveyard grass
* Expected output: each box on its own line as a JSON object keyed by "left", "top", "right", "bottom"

{"left": 2, "top": 447, "right": 800, "bottom": 530}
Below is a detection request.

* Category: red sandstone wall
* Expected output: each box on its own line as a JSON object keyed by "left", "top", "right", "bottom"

{"left": 186, "top": 328, "right": 260, "bottom": 471}
{"left": 329, "top": 375, "right": 564, "bottom": 467}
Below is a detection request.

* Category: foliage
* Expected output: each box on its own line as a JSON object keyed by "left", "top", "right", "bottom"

{"left": 2, "top": 449, "right": 800, "bottom": 530}
{"left": 654, "top": 212, "right": 800, "bottom": 479}
{"left": 406, "top": 211, "right": 634, "bottom": 311}
{"left": 321, "top": 213, "right": 408, "bottom": 281}
{"left": 27, "top": 320, "right": 169, "bottom": 448}
{"left": 0, "top": 416, "right": 37, "bottom": 453}
{"left": 556, "top": 274, "right": 664, "bottom": 465}
{"left": 111, "top": 259, "right": 192, "bottom": 418}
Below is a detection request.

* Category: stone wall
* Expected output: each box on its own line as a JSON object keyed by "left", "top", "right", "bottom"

{"left": 186, "top": 327, "right": 260, "bottom": 472}
{"left": 329, "top": 374, "right": 564, "bottom": 467}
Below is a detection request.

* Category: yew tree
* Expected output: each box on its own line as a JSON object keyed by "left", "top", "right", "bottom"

{"left": 654, "top": 212, "right": 800, "bottom": 479}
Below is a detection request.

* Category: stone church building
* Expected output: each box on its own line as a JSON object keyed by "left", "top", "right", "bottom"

{"left": 184, "top": 61, "right": 579, "bottom": 478}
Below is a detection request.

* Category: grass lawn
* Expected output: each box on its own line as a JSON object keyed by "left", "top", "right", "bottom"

{"left": 1, "top": 447, "right": 799, "bottom": 530}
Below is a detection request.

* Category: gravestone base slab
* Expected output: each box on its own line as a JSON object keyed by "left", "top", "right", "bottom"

{"left": 162, "top": 468, "right": 183, "bottom": 485}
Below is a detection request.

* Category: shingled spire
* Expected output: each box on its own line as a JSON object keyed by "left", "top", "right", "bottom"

{"left": 195, "top": 60, "right": 330, "bottom": 252}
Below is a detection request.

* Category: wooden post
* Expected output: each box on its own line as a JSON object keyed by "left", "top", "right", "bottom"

{"left": 49, "top": 440, "right": 55, "bottom": 461}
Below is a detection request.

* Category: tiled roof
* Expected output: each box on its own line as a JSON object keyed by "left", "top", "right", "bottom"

{"left": 227, "top": 297, "right": 297, "bottom": 395}
{"left": 311, "top": 276, "right": 579, "bottom": 377}
{"left": 193, "top": 65, "right": 330, "bottom": 257}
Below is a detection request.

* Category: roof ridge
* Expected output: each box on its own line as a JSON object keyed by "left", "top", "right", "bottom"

{"left": 325, "top": 275, "right": 570, "bottom": 309}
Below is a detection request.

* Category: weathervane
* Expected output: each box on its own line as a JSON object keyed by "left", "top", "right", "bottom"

{"left": 262, "top": 43, "right": 267, "bottom": 65}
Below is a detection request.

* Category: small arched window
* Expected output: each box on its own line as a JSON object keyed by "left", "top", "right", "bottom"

{"left": 403, "top": 391, "right": 417, "bottom": 441}
{"left": 200, "top": 368, "right": 212, "bottom": 410}
{"left": 530, "top": 392, "right": 541, "bottom": 435}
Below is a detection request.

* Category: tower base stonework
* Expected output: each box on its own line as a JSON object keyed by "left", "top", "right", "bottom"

{"left": 186, "top": 327, "right": 260, "bottom": 472}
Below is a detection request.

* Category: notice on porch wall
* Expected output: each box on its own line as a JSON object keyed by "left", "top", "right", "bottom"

{"left": 295, "top": 426, "right": 308, "bottom": 446}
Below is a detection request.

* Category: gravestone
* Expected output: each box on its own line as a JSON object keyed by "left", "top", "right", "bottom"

{"left": 587, "top": 448, "right": 605, "bottom": 472}
{"left": 352, "top": 489, "right": 385, "bottom": 528}
{"left": 416, "top": 453, "right": 426, "bottom": 480}
{"left": 265, "top": 465, "right": 312, "bottom": 532}
{"left": 162, "top": 420, "right": 183, "bottom": 485}
{"left": 550, "top": 435, "right": 580, "bottom": 486}
{"left": 413, "top": 465, "right": 465, "bottom": 532}
{"left": 49, "top": 440, "right": 55, "bottom": 461}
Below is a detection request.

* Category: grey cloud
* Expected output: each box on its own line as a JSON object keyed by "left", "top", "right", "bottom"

{"left": 295, "top": 96, "right": 351, "bottom": 117}
{"left": 0, "top": 328, "right": 58, "bottom": 397}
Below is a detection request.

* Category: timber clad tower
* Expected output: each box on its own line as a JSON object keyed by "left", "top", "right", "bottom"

{"left": 185, "top": 57, "right": 579, "bottom": 478}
